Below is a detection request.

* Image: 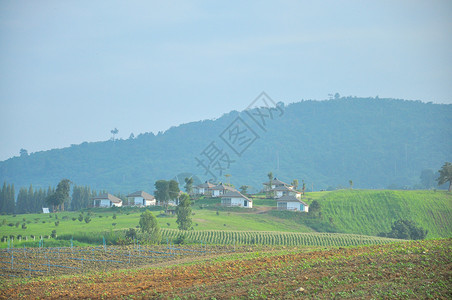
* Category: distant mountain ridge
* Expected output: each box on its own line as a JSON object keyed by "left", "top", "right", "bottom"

{"left": 1, "top": 97, "right": 451, "bottom": 193}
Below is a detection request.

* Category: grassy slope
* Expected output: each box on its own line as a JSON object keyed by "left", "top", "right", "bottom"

{"left": 306, "top": 189, "right": 452, "bottom": 238}
{"left": 0, "top": 206, "right": 313, "bottom": 241}
{"left": 1, "top": 190, "right": 450, "bottom": 242}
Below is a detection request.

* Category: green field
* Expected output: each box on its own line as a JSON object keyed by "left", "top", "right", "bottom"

{"left": 0, "top": 189, "right": 450, "bottom": 247}
{"left": 306, "top": 189, "right": 452, "bottom": 238}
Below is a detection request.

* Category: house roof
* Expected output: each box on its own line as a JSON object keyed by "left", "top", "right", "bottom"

{"left": 219, "top": 191, "right": 252, "bottom": 202}
{"left": 197, "top": 181, "right": 216, "bottom": 189}
{"left": 126, "top": 191, "right": 155, "bottom": 200}
{"left": 93, "top": 193, "right": 122, "bottom": 204}
{"left": 276, "top": 195, "right": 308, "bottom": 206}
{"left": 272, "top": 185, "right": 300, "bottom": 193}
{"left": 263, "top": 178, "right": 292, "bottom": 187}
{"left": 210, "top": 183, "right": 237, "bottom": 192}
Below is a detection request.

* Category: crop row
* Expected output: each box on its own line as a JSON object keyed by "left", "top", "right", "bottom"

{"left": 160, "top": 229, "right": 400, "bottom": 247}
{"left": 0, "top": 243, "right": 230, "bottom": 278}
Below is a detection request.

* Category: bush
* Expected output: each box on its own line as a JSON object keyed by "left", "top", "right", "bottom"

{"left": 125, "top": 228, "right": 137, "bottom": 240}
{"left": 84, "top": 216, "right": 91, "bottom": 223}
{"left": 174, "top": 234, "right": 186, "bottom": 245}
{"left": 379, "top": 219, "right": 428, "bottom": 240}
{"left": 51, "top": 230, "right": 57, "bottom": 238}
{"left": 78, "top": 214, "right": 83, "bottom": 222}
{"left": 113, "top": 213, "right": 117, "bottom": 219}
{"left": 72, "top": 217, "right": 77, "bottom": 221}
{"left": 55, "top": 221, "right": 60, "bottom": 226}
{"left": 21, "top": 223, "right": 27, "bottom": 230}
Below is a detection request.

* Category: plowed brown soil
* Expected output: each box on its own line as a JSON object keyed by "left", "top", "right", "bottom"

{"left": 0, "top": 239, "right": 450, "bottom": 299}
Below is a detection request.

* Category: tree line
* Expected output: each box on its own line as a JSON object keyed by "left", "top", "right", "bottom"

{"left": 0, "top": 180, "right": 103, "bottom": 214}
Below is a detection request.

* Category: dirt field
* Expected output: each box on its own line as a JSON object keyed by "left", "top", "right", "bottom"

{"left": 0, "top": 239, "right": 450, "bottom": 299}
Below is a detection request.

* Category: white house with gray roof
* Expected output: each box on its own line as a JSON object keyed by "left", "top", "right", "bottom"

{"left": 93, "top": 193, "right": 123, "bottom": 208}
{"left": 127, "top": 191, "right": 156, "bottom": 206}
{"left": 219, "top": 191, "right": 253, "bottom": 208}
{"left": 263, "top": 177, "right": 292, "bottom": 191}
{"left": 210, "top": 183, "right": 237, "bottom": 197}
{"left": 276, "top": 195, "right": 308, "bottom": 212}
{"left": 272, "top": 185, "right": 302, "bottom": 199}
{"left": 193, "top": 181, "right": 216, "bottom": 195}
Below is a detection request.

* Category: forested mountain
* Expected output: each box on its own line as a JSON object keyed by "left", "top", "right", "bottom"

{"left": 0, "top": 97, "right": 450, "bottom": 194}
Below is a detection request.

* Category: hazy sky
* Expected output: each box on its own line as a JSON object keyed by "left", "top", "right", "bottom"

{"left": 1, "top": 1, "right": 451, "bottom": 161}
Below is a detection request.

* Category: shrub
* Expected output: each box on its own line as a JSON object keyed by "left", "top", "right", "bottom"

{"left": 78, "top": 214, "right": 83, "bottom": 222}
{"left": 174, "top": 234, "right": 186, "bottom": 245}
{"left": 113, "top": 213, "right": 117, "bottom": 219}
{"left": 21, "top": 223, "right": 27, "bottom": 230}
{"left": 125, "top": 228, "right": 137, "bottom": 240}
{"left": 72, "top": 217, "right": 76, "bottom": 221}
{"left": 84, "top": 216, "right": 91, "bottom": 223}
{"left": 51, "top": 230, "right": 57, "bottom": 238}
{"left": 55, "top": 221, "right": 60, "bottom": 226}
{"left": 15, "top": 222, "right": 20, "bottom": 227}
{"left": 379, "top": 219, "right": 428, "bottom": 240}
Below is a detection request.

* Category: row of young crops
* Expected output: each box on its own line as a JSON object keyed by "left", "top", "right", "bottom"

{"left": 0, "top": 243, "right": 234, "bottom": 278}
{"left": 160, "top": 229, "right": 400, "bottom": 247}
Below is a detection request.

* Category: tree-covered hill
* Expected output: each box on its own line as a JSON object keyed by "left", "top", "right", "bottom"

{"left": 0, "top": 97, "right": 451, "bottom": 194}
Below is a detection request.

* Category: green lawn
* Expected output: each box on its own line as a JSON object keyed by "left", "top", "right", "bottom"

{"left": 1, "top": 189, "right": 450, "bottom": 244}
{"left": 308, "top": 189, "right": 452, "bottom": 238}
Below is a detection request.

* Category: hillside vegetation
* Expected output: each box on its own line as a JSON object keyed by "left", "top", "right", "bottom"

{"left": 1, "top": 190, "right": 451, "bottom": 247}
{"left": 0, "top": 97, "right": 451, "bottom": 193}
{"left": 307, "top": 189, "right": 452, "bottom": 238}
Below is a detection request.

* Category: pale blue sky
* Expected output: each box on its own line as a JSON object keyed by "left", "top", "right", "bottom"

{"left": 1, "top": 0, "right": 451, "bottom": 161}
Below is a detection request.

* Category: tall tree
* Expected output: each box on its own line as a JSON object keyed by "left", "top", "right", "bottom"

{"left": 267, "top": 172, "right": 273, "bottom": 197}
{"left": 291, "top": 179, "right": 299, "bottom": 190}
{"left": 239, "top": 185, "right": 249, "bottom": 195}
{"left": 139, "top": 210, "right": 160, "bottom": 243}
{"left": 46, "top": 179, "right": 71, "bottom": 212}
{"left": 184, "top": 177, "right": 194, "bottom": 194}
{"left": 224, "top": 174, "right": 231, "bottom": 186}
{"left": 155, "top": 180, "right": 170, "bottom": 207}
{"left": 111, "top": 128, "right": 119, "bottom": 141}
{"left": 0, "top": 182, "right": 6, "bottom": 212}
{"left": 420, "top": 169, "right": 435, "bottom": 189}
{"left": 16, "top": 187, "right": 28, "bottom": 214}
{"left": 3, "top": 183, "right": 15, "bottom": 214}
{"left": 19, "top": 148, "right": 28, "bottom": 157}
{"left": 437, "top": 162, "right": 452, "bottom": 192}
{"left": 168, "top": 180, "right": 180, "bottom": 202}
{"left": 176, "top": 193, "right": 192, "bottom": 230}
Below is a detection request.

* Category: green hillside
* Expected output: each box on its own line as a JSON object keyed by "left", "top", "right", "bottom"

{"left": 306, "top": 189, "right": 452, "bottom": 238}
{"left": 0, "top": 98, "right": 451, "bottom": 195}
{"left": 1, "top": 190, "right": 450, "bottom": 247}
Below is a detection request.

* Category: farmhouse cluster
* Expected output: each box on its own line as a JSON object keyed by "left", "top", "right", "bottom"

{"left": 93, "top": 178, "right": 309, "bottom": 212}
